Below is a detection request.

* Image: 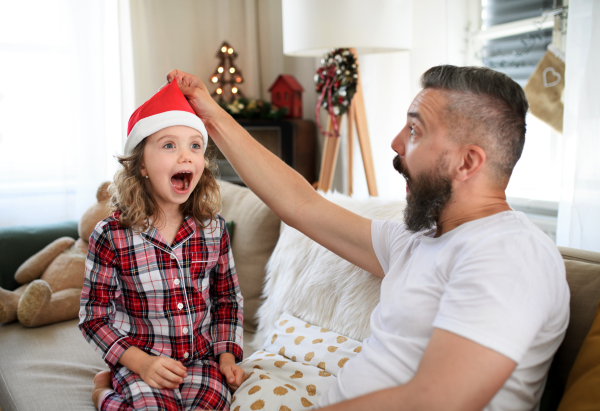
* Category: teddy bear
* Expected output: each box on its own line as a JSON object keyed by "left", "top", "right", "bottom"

{"left": 0, "top": 181, "right": 112, "bottom": 327}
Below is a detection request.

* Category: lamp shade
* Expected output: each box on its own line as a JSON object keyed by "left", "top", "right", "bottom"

{"left": 282, "top": 0, "right": 413, "bottom": 56}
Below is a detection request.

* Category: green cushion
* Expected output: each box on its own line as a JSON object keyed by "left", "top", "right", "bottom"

{"left": 0, "top": 221, "right": 79, "bottom": 291}
{"left": 226, "top": 220, "right": 234, "bottom": 240}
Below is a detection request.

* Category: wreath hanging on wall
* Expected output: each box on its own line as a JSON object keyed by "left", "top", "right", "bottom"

{"left": 314, "top": 48, "right": 359, "bottom": 136}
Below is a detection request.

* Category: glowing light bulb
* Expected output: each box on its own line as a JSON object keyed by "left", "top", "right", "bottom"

{"left": 236, "top": 77, "right": 242, "bottom": 83}
{"left": 229, "top": 67, "right": 235, "bottom": 73}
{"left": 232, "top": 87, "right": 238, "bottom": 94}
{"left": 216, "top": 88, "right": 222, "bottom": 94}
{"left": 221, "top": 46, "right": 227, "bottom": 53}
{"left": 218, "top": 67, "right": 224, "bottom": 73}
{"left": 228, "top": 48, "right": 233, "bottom": 54}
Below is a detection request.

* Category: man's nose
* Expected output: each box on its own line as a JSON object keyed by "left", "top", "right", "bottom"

{"left": 391, "top": 130, "right": 406, "bottom": 156}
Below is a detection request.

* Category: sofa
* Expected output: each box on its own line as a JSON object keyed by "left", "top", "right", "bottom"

{"left": 0, "top": 181, "right": 599, "bottom": 411}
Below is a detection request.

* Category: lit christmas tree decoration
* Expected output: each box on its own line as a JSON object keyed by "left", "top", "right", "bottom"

{"left": 210, "top": 41, "right": 244, "bottom": 103}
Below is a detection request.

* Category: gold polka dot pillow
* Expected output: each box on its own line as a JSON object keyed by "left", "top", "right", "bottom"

{"left": 264, "top": 313, "right": 363, "bottom": 377}
{"left": 232, "top": 313, "right": 363, "bottom": 410}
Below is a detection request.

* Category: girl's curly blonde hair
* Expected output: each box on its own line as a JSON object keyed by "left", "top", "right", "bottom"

{"left": 108, "top": 138, "right": 220, "bottom": 231}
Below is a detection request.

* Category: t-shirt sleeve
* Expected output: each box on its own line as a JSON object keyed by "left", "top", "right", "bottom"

{"left": 432, "top": 232, "right": 564, "bottom": 364}
{"left": 371, "top": 220, "right": 409, "bottom": 275}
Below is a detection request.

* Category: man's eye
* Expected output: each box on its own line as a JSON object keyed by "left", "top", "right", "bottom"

{"left": 191, "top": 143, "right": 201, "bottom": 149}
{"left": 163, "top": 143, "right": 175, "bottom": 149}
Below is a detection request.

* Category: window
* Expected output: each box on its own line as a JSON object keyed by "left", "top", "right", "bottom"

{"left": 0, "top": 1, "right": 130, "bottom": 227}
{"left": 479, "top": 0, "right": 566, "bottom": 241}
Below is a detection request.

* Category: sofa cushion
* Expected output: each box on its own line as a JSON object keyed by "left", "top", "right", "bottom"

{"left": 218, "top": 181, "right": 281, "bottom": 333}
{"left": 540, "top": 249, "right": 600, "bottom": 411}
{"left": 557, "top": 302, "right": 600, "bottom": 410}
{"left": 253, "top": 191, "right": 405, "bottom": 348}
{"left": 0, "top": 320, "right": 104, "bottom": 411}
{"left": 0, "top": 319, "right": 256, "bottom": 411}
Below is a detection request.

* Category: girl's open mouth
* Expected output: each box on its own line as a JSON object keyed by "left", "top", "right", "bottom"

{"left": 171, "top": 171, "right": 193, "bottom": 193}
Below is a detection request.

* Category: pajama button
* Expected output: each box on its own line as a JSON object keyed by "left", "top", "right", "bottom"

{"left": 183, "top": 327, "right": 188, "bottom": 334}
{"left": 174, "top": 279, "right": 180, "bottom": 285}
{"left": 170, "top": 254, "right": 175, "bottom": 259}
{"left": 184, "top": 352, "right": 189, "bottom": 359}
{"left": 177, "top": 303, "right": 183, "bottom": 309}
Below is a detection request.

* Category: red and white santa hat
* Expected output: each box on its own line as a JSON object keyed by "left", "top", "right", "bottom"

{"left": 124, "top": 80, "right": 208, "bottom": 155}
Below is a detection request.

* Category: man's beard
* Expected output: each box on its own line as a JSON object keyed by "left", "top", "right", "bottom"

{"left": 393, "top": 154, "right": 453, "bottom": 233}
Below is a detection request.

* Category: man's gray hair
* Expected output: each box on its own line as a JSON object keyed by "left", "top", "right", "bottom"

{"left": 421, "top": 65, "right": 528, "bottom": 183}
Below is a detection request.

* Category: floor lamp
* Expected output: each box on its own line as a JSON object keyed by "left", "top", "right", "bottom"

{"left": 282, "top": 0, "right": 412, "bottom": 196}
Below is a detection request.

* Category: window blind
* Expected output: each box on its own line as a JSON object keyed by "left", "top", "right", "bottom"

{"left": 481, "top": 0, "right": 558, "bottom": 87}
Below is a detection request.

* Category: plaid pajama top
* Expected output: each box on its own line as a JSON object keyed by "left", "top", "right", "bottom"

{"left": 79, "top": 211, "right": 243, "bottom": 369}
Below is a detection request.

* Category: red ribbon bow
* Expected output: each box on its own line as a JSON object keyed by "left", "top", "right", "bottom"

{"left": 315, "top": 65, "right": 340, "bottom": 137}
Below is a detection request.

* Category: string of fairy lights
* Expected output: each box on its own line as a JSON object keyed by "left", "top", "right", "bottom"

{"left": 210, "top": 42, "right": 244, "bottom": 102}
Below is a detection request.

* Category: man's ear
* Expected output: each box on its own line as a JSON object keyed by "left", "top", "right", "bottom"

{"left": 455, "top": 145, "right": 486, "bottom": 182}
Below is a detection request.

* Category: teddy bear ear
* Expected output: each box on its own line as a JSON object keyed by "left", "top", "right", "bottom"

{"left": 96, "top": 182, "right": 111, "bottom": 203}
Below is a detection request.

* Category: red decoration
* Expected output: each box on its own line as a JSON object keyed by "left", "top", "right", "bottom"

{"left": 268, "top": 75, "right": 304, "bottom": 119}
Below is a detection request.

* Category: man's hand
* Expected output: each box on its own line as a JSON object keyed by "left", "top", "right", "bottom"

{"left": 138, "top": 355, "right": 188, "bottom": 390}
{"left": 165, "top": 69, "right": 224, "bottom": 130}
{"left": 219, "top": 353, "right": 246, "bottom": 391}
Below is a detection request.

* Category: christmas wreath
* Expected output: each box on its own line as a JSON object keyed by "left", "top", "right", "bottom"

{"left": 314, "top": 48, "right": 359, "bottom": 136}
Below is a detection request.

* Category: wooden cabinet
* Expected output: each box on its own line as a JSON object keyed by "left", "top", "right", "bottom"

{"left": 207, "top": 119, "right": 317, "bottom": 186}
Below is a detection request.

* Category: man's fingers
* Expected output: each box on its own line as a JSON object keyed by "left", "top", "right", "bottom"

{"left": 166, "top": 69, "right": 181, "bottom": 83}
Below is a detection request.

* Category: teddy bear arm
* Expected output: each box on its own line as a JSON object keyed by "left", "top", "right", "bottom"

{"left": 14, "top": 237, "right": 76, "bottom": 284}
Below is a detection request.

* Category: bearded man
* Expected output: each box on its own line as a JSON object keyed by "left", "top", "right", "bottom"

{"left": 93, "top": 65, "right": 569, "bottom": 411}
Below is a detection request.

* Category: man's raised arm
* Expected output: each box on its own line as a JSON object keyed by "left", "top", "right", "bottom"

{"left": 166, "top": 69, "right": 383, "bottom": 277}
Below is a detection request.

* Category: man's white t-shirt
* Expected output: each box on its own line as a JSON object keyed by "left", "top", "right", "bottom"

{"left": 319, "top": 211, "right": 569, "bottom": 411}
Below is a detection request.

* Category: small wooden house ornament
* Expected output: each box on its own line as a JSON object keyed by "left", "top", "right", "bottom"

{"left": 268, "top": 75, "right": 304, "bottom": 119}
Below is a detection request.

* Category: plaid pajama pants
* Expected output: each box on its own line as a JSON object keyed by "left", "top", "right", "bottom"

{"left": 100, "top": 357, "right": 231, "bottom": 411}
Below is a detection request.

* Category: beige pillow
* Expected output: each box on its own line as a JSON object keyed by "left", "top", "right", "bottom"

{"left": 218, "top": 181, "right": 281, "bottom": 333}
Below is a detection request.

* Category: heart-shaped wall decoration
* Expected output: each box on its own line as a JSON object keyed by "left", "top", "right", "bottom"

{"left": 543, "top": 67, "right": 561, "bottom": 88}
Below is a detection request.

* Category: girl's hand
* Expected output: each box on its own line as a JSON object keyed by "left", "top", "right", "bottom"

{"left": 219, "top": 353, "right": 246, "bottom": 391}
{"left": 165, "top": 69, "right": 224, "bottom": 129}
{"left": 139, "top": 355, "right": 188, "bottom": 390}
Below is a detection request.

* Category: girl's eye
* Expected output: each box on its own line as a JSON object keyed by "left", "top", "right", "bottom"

{"left": 163, "top": 143, "right": 175, "bottom": 149}
{"left": 410, "top": 127, "right": 417, "bottom": 137}
{"left": 191, "top": 143, "right": 201, "bottom": 149}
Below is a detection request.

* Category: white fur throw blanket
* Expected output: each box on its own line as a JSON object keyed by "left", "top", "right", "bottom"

{"left": 232, "top": 313, "right": 363, "bottom": 411}
{"left": 253, "top": 192, "right": 406, "bottom": 350}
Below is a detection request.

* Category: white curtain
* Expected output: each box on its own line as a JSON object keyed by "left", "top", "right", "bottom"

{"left": 0, "top": 0, "right": 133, "bottom": 227}
{"left": 556, "top": 0, "right": 600, "bottom": 252}
{"left": 128, "top": 0, "right": 317, "bottom": 114}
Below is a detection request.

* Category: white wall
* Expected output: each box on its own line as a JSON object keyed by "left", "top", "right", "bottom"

{"left": 347, "top": 0, "right": 476, "bottom": 199}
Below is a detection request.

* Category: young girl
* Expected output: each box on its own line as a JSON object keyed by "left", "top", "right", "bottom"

{"left": 79, "top": 79, "right": 245, "bottom": 411}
